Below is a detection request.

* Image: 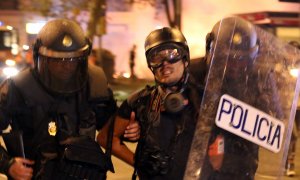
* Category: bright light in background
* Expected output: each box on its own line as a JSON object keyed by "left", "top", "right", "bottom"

{"left": 3, "top": 60, "right": 19, "bottom": 78}
{"left": 155, "top": 25, "right": 163, "bottom": 29}
{"left": 123, "top": 72, "right": 131, "bottom": 78}
{"left": 5, "top": 59, "right": 16, "bottom": 66}
{"left": 26, "top": 22, "right": 46, "bottom": 34}
{"left": 3, "top": 67, "right": 19, "bottom": 77}
{"left": 11, "top": 44, "right": 19, "bottom": 55}
{"left": 6, "top": 26, "right": 13, "bottom": 30}
{"left": 290, "top": 68, "right": 299, "bottom": 78}
{"left": 22, "top": 45, "right": 30, "bottom": 51}
{"left": 112, "top": 72, "right": 131, "bottom": 79}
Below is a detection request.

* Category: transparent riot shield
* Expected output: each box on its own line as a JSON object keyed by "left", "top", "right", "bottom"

{"left": 184, "top": 16, "right": 300, "bottom": 180}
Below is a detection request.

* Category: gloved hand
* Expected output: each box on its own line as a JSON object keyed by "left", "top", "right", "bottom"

{"left": 8, "top": 157, "right": 35, "bottom": 180}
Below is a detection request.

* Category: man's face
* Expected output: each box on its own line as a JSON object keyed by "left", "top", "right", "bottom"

{"left": 153, "top": 58, "right": 187, "bottom": 85}
{"left": 147, "top": 46, "right": 187, "bottom": 85}
{"left": 48, "top": 58, "right": 79, "bottom": 81}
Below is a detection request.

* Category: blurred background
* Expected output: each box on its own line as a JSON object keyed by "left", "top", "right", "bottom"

{"left": 0, "top": 0, "right": 299, "bottom": 82}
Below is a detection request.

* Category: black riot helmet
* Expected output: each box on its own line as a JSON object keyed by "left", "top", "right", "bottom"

{"left": 33, "top": 18, "right": 92, "bottom": 95}
{"left": 144, "top": 27, "right": 190, "bottom": 87}
{"left": 205, "top": 16, "right": 259, "bottom": 69}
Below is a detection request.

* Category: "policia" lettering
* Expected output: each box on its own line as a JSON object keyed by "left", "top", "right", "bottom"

{"left": 215, "top": 94, "right": 285, "bottom": 153}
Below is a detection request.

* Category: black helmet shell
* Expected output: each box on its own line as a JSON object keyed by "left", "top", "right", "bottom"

{"left": 36, "top": 18, "right": 91, "bottom": 59}
{"left": 209, "top": 16, "right": 259, "bottom": 60}
{"left": 144, "top": 27, "right": 190, "bottom": 61}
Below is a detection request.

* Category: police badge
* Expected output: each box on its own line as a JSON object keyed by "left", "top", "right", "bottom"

{"left": 48, "top": 121, "right": 57, "bottom": 136}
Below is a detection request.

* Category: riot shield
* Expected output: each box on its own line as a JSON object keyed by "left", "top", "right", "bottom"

{"left": 184, "top": 16, "right": 300, "bottom": 180}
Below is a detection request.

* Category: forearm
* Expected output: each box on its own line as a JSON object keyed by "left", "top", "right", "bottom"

{"left": 111, "top": 137, "right": 135, "bottom": 166}
{"left": 97, "top": 134, "right": 135, "bottom": 166}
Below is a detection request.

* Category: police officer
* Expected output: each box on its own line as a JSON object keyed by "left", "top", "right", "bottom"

{"left": 0, "top": 18, "right": 139, "bottom": 179}
{"left": 98, "top": 27, "right": 203, "bottom": 179}
{"left": 200, "top": 17, "right": 283, "bottom": 180}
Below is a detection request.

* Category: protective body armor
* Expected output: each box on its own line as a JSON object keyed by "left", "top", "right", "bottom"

{"left": 0, "top": 64, "right": 115, "bottom": 179}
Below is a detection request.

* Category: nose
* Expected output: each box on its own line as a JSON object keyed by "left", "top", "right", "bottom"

{"left": 162, "top": 60, "right": 170, "bottom": 66}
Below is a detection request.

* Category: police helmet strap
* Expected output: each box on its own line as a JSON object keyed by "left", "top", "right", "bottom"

{"left": 33, "top": 39, "right": 43, "bottom": 69}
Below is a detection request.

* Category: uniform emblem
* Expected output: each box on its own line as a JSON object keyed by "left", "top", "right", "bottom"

{"left": 62, "top": 35, "right": 73, "bottom": 47}
{"left": 48, "top": 121, "right": 57, "bottom": 136}
{"left": 233, "top": 33, "right": 242, "bottom": 45}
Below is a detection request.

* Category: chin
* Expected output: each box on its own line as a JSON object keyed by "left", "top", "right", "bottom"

{"left": 162, "top": 78, "right": 178, "bottom": 85}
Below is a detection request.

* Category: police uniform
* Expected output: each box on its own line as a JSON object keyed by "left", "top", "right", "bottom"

{"left": 0, "top": 64, "right": 116, "bottom": 179}
{"left": 0, "top": 19, "right": 116, "bottom": 179}
{"left": 200, "top": 17, "right": 283, "bottom": 180}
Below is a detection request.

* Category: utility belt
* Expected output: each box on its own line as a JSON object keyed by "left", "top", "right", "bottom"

{"left": 40, "top": 158, "right": 106, "bottom": 180}
{"left": 38, "top": 136, "right": 112, "bottom": 179}
{"left": 58, "top": 159, "right": 106, "bottom": 179}
{"left": 62, "top": 136, "right": 110, "bottom": 169}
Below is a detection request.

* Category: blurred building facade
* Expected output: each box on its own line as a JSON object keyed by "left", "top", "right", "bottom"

{"left": 0, "top": 0, "right": 299, "bottom": 79}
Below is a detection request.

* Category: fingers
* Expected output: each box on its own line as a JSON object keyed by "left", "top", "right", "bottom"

{"left": 124, "top": 111, "right": 140, "bottom": 141}
{"left": 16, "top": 157, "right": 35, "bottom": 165}
{"left": 9, "top": 158, "right": 34, "bottom": 180}
{"left": 128, "top": 111, "right": 136, "bottom": 124}
{"left": 125, "top": 127, "right": 140, "bottom": 139}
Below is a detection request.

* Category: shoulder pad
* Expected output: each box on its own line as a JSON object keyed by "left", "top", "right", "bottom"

{"left": 88, "top": 64, "right": 109, "bottom": 98}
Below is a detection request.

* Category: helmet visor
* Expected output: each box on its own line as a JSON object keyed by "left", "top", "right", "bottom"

{"left": 37, "top": 56, "right": 88, "bottom": 94}
{"left": 147, "top": 44, "right": 186, "bottom": 68}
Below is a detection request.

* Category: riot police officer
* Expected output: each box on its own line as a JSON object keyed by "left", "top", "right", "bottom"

{"left": 200, "top": 17, "right": 283, "bottom": 180}
{"left": 0, "top": 18, "right": 139, "bottom": 179}
{"left": 98, "top": 27, "right": 204, "bottom": 179}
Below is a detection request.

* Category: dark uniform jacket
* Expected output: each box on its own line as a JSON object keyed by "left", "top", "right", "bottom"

{"left": 0, "top": 65, "right": 116, "bottom": 179}
{"left": 118, "top": 78, "right": 203, "bottom": 180}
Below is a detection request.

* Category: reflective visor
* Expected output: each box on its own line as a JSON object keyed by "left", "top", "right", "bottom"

{"left": 37, "top": 56, "right": 88, "bottom": 95}
{"left": 46, "top": 56, "right": 83, "bottom": 64}
{"left": 147, "top": 44, "right": 186, "bottom": 68}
